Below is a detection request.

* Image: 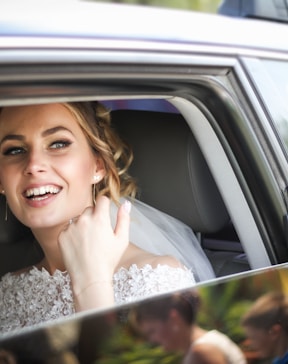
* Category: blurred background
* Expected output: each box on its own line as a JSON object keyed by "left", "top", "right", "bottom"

{"left": 87, "top": 0, "right": 223, "bottom": 13}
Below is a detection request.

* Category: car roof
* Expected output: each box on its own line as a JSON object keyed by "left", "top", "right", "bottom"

{"left": 1, "top": 0, "right": 288, "bottom": 55}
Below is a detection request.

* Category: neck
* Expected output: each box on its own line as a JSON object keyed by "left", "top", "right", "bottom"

{"left": 179, "top": 325, "right": 194, "bottom": 352}
{"left": 191, "top": 325, "right": 208, "bottom": 342}
{"left": 32, "top": 225, "right": 66, "bottom": 274}
{"left": 182, "top": 325, "right": 207, "bottom": 364}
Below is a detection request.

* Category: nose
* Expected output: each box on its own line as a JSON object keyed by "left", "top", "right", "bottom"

{"left": 23, "top": 148, "right": 47, "bottom": 176}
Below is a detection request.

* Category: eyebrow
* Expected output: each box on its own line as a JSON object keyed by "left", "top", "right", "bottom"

{"left": 0, "top": 126, "right": 74, "bottom": 146}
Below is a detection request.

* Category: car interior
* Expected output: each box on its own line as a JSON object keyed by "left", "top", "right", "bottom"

{"left": 0, "top": 97, "right": 252, "bottom": 281}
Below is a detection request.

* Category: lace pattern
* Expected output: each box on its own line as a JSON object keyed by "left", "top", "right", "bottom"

{"left": 0, "top": 264, "right": 194, "bottom": 334}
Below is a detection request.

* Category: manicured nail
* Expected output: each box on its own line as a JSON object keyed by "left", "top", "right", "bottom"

{"left": 123, "top": 200, "right": 131, "bottom": 214}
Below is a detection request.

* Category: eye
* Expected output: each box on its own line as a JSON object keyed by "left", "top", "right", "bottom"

{"left": 2, "top": 146, "right": 25, "bottom": 156}
{"left": 50, "top": 140, "right": 72, "bottom": 149}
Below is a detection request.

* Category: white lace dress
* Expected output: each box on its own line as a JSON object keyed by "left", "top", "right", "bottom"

{"left": 0, "top": 264, "right": 195, "bottom": 334}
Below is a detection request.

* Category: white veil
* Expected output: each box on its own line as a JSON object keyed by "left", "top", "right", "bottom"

{"left": 110, "top": 198, "right": 215, "bottom": 282}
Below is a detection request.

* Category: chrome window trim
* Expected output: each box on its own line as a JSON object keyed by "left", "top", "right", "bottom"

{"left": 1, "top": 37, "right": 288, "bottom": 64}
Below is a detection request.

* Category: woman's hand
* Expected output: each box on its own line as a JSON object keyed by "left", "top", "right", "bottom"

{"left": 58, "top": 195, "right": 131, "bottom": 311}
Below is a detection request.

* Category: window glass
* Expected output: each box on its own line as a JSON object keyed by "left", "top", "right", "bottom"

{"left": 244, "top": 59, "right": 288, "bottom": 155}
{"left": 102, "top": 98, "right": 179, "bottom": 113}
{"left": 261, "top": 60, "right": 288, "bottom": 147}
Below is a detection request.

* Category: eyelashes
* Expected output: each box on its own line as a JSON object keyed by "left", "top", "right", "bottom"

{"left": 2, "top": 146, "right": 25, "bottom": 156}
{"left": 1, "top": 139, "right": 73, "bottom": 156}
{"left": 49, "top": 140, "right": 72, "bottom": 149}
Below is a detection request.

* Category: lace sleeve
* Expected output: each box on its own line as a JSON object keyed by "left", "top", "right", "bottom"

{"left": 113, "top": 264, "right": 195, "bottom": 304}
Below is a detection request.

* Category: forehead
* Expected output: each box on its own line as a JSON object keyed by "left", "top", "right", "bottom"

{"left": 0, "top": 103, "right": 72, "bottom": 121}
{"left": 0, "top": 103, "right": 80, "bottom": 134}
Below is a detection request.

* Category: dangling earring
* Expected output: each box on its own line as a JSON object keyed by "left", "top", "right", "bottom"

{"left": 1, "top": 190, "right": 7, "bottom": 221}
{"left": 5, "top": 200, "right": 8, "bottom": 221}
{"left": 92, "top": 183, "right": 96, "bottom": 206}
{"left": 92, "top": 175, "right": 100, "bottom": 206}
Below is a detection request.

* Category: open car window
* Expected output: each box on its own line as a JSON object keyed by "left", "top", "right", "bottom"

{"left": 1, "top": 1, "right": 288, "bottom": 348}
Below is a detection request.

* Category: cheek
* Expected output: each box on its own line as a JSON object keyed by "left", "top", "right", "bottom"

{"left": 248, "top": 333, "right": 273, "bottom": 357}
{"left": 154, "top": 324, "right": 178, "bottom": 351}
{"left": 141, "top": 322, "right": 165, "bottom": 343}
{"left": 59, "top": 155, "right": 94, "bottom": 184}
{"left": 0, "top": 168, "right": 19, "bottom": 199}
{"left": 0, "top": 165, "right": 16, "bottom": 186}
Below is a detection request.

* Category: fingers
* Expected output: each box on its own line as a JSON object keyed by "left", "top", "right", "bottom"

{"left": 59, "top": 196, "right": 131, "bottom": 284}
{"left": 93, "top": 196, "right": 131, "bottom": 240}
{"left": 114, "top": 199, "right": 131, "bottom": 241}
{"left": 64, "top": 195, "right": 131, "bottom": 241}
{"left": 92, "top": 195, "right": 111, "bottom": 227}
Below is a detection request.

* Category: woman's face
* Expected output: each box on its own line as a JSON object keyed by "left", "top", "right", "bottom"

{"left": 139, "top": 318, "right": 180, "bottom": 352}
{"left": 244, "top": 325, "right": 277, "bottom": 359}
{"left": 0, "top": 103, "right": 103, "bottom": 230}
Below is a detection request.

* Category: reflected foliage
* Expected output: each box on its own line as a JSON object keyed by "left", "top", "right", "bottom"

{"left": 198, "top": 269, "right": 285, "bottom": 341}
{"left": 1, "top": 267, "right": 288, "bottom": 363}
{"left": 87, "top": 0, "right": 222, "bottom": 12}
{"left": 94, "top": 268, "right": 288, "bottom": 364}
{"left": 197, "top": 268, "right": 288, "bottom": 363}
{"left": 95, "top": 326, "right": 182, "bottom": 364}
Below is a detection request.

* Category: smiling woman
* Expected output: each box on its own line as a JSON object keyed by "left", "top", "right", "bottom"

{"left": 0, "top": 101, "right": 213, "bottom": 334}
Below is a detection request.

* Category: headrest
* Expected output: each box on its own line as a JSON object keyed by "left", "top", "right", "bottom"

{"left": 111, "top": 110, "right": 229, "bottom": 233}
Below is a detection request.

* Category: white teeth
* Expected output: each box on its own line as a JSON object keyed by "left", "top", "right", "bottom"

{"left": 25, "top": 186, "right": 60, "bottom": 197}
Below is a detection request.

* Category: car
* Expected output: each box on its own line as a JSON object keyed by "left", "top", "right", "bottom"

{"left": 0, "top": 0, "right": 288, "bottom": 361}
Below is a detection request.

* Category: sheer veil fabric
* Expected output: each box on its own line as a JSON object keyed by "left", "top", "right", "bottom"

{"left": 110, "top": 199, "right": 215, "bottom": 282}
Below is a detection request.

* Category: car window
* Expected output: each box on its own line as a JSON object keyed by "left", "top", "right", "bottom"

{"left": 102, "top": 98, "right": 179, "bottom": 113}
{"left": 243, "top": 58, "right": 288, "bottom": 157}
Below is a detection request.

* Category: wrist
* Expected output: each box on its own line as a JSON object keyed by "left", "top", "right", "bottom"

{"left": 73, "top": 279, "right": 115, "bottom": 312}
{"left": 70, "top": 268, "right": 114, "bottom": 291}
{"left": 74, "top": 279, "right": 113, "bottom": 298}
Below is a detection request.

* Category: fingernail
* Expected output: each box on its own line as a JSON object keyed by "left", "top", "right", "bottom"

{"left": 123, "top": 200, "right": 131, "bottom": 214}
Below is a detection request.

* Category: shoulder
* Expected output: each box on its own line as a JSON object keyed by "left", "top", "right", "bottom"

{"left": 117, "top": 244, "right": 195, "bottom": 288}
{"left": 148, "top": 254, "right": 185, "bottom": 269}
{"left": 186, "top": 342, "right": 227, "bottom": 364}
{"left": 121, "top": 243, "right": 186, "bottom": 270}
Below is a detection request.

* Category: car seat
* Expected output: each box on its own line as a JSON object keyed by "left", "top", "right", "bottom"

{"left": 111, "top": 109, "right": 250, "bottom": 276}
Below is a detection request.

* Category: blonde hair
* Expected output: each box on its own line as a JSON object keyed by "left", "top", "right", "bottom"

{"left": 64, "top": 101, "right": 137, "bottom": 204}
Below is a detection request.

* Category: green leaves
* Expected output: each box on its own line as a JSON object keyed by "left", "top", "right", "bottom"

{"left": 88, "top": 0, "right": 222, "bottom": 13}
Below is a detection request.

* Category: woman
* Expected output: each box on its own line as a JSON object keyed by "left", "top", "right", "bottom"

{"left": 242, "top": 292, "right": 288, "bottom": 364}
{"left": 0, "top": 101, "right": 212, "bottom": 333}
{"left": 132, "top": 291, "right": 246, "bottom": 364}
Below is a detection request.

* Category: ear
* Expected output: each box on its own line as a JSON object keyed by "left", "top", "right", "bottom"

{"left": 91, "top": 155, "right": 106, "bottom": 184}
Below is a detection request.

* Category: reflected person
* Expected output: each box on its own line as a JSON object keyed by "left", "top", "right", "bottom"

{"left": 242, "top": 292, "right": 288, "bottom": 364}
{"left": 132, "top": 290, "right": 246, "bottom": 364}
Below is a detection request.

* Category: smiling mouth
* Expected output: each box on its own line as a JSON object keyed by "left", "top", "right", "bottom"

{"left": 24, "top": 185, "right": 61, "bottom": 200}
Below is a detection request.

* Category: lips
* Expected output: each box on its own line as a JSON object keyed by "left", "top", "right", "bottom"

{"left": 24, "top": 185, "right": 61, "bottom": 200}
